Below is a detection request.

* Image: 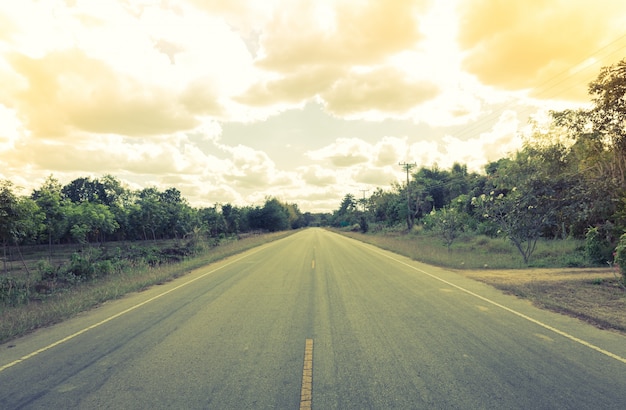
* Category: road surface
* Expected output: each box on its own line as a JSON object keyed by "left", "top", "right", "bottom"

{"left": 1, "top": 228, "right": 626, "bottom": 409}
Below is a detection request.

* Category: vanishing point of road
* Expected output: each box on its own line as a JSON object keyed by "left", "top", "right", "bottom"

{"left": 1, "top": 228, "right": 626, "bottom": 409}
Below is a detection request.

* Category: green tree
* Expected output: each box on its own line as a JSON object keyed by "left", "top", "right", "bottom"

{"left": 333, "top": 194, "right": 357, "bottom": 227}
{"left": 0, "top": 181, "right": 18, "bottom": 272}
{"left": 587, "top": 58, "right": 626, "bottom": 187}
{"left": 425, "top": 207, "right": 463, "bottom": 252}
{"left": 368, "top": 187, "right": 402, "bottom": 226}
{"left": 134, "top": 187, "right": 166, "bottom": 241}
{"left": 32, "top": 176, "right": 69, "bottom": 254}
{"left": 67, "top": 201, "right": 119, "bottom": 245}
{"left": 252, "top": 198, "right": 289, "bottom": 232}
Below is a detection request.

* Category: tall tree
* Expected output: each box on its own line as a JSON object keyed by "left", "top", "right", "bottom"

{"left": 32, "top": 176, "right": 69, "bottom": 254}
{"left": 587, "top": 58, "right": 626, "bottom": 187}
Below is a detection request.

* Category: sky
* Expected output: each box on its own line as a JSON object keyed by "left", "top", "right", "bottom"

{"left": 1, "top": 1, "right": 626, "bottom": 212}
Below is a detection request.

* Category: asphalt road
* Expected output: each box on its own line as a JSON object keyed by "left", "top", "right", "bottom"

{"left": 1, "top": 228, "right": 626, "bottom": 409}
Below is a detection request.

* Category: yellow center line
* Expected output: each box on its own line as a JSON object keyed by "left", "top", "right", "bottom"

{"left": 311, "top": 259, "right": 315, "bottom": 269}
{"left": 300, "top": 338, "right": 313, "bottom": 410}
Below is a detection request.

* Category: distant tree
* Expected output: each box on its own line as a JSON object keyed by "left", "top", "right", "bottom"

{"left": 67, "top": 201, "right": 119, "bottom": 245}
{"left": 198, "top": 206, "right": 227, "bottom": 238}
{"left": 62, "top": 177, "right": 106, "bottom": 204}
{"left": 134, "top": 187, "right": 166, "bottom": 241}
{"left": 368, "top": 187, "right": 402, "bottom": 226}
{"left": 256, "top": 198, "right": 289, "bottom": 232}
{"left": 32, "top": 176, "right": 69, "bottom": 253}
{"left": 333, "top": 194, "right": 357, "bottom": 227}
{"left": 221, "top": 203, "right": 239, "bottom": 234}
{"left": 0, "top": 181, "right": 18, "bottom": 272}
{"left": 0, "top": 181, "right": 44, "bottom": 273}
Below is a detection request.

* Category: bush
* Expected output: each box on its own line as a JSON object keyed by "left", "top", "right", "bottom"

{"left": 0, "top": 277, "right": 30, "bottom": 306}
{"left": 614, "top": 233, "right": 626, "bottom": 284}
{"left": 585, "top": 227, "right": 613, "bottom": 265}
{"left": 68, "top": 252, "right": 96, "bottom": 280}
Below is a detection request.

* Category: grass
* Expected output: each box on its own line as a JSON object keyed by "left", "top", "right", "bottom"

{"left": 0, "top": 231, "right": 294, "bottom": 344}
{"left": 336, "top": 227, "right": 586, "bottom": 269}
{"left": 334, "top": 226, "right": 626, "bottom": 334}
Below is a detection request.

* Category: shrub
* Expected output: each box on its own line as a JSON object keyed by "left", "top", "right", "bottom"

{"left": 68, "top": 252, "right": 96, "bottom": 280}
{"left": 614, "top": 233, "right": 626, "bottom": 284}
{"left": 0, "top": 277, "right": 30, "bottom": 306}
{"left": 585, "top": 227, "right": 613, "bottom": 265}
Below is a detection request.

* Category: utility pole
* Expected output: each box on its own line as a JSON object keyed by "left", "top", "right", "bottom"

{"left": 358, "top": 189, "right": 369, "bottom": 212}
{"left": 399, "top": 162, "right": 416, "bottom": 231}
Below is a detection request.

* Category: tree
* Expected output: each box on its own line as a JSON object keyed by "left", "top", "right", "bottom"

{"left": 134, "top": 187, "right": 166, "bottom": 241}
{"left": 0, "top": 181, "right": 44, "bottom": 273}
{"left": 333, "top": 194, "right": 357, "bottom": 227}
{"left": 471, "top": 147, "right": 566, "bottom": 264}
{"left": 198, "top": 206, "right": 227, "bottom": 238}
{"left": 425, "top": 207, "right": 463, "bottom": 252}
{"left": 62, "top": 177, "right": 106, "bottom": 204}
{"left": 368, "top": 187, "right": 402, "bottom": 226}
{"left": 250, "top": 198, "right": 289, "bottom": 232}
{"left": 67, "top": 201, "right": 119, "bottom": 245}
{"left": 587, "top": 58, "right": 626, "bottom": 187}
{"left": 221, "top": 203, "right": 239, "bottom": 234}
{"left": 0, "top": 181, "right": 18, "bottom": 272}
{"left": 32, "top": 176, "right": 69, "bottom": 254}
{"left": 160, "top": 187, "right": 196, "bottom": 239}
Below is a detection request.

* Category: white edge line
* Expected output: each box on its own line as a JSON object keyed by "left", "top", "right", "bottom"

{"left": 0, "top": 246, "right": 266, "bottom": 373}
{"left": 362, "top": 243, "right": 626, "bottom": 366}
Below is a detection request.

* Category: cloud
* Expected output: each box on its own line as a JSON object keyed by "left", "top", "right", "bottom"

{"left": 257, "top": 0, "right": 428, "bottom": 70}
{"left": 437, "top": 110, "right": 523, "bottom": 171}
{"left": 355, "top": 166, "right": 397, "bottom": 186}
{"left": 300, "top": 165, "right": 337, "bottom": 187}
{"left": 236, "top": 65, "right": 344, "bottom": 106}
{"left": 306, "top": 138, "right": 370, "bottom": 167}
{"left": 218, "top": 143, "right": 296, "bottom": 190}
{"left": 457, "top": 0, "right": 626, "bottom": 100}
{"left": 321, "top": 67, "right": 440, "bottom": 116}
{"left": 6, "top": 49, "right": 198, "bottom": 137}
{"left": 234, "top": 0, "right": 440, "bottom": 117}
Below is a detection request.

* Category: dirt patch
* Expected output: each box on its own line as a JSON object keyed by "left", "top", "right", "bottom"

{"left": 455, "top": 267, "right": 626, "bottom": 334}
{"left": 456, "top": 267, "right": 617, "bottom": 285}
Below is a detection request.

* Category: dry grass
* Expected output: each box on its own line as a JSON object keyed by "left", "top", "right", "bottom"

{"left": 456, "top": 267, "right": 626, "bottom": 334}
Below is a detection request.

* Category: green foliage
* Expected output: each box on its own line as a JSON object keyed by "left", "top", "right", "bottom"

{"left": 424, "top": 207, "right": 464, "bottom": 251}
{"left": 584, "top": 227, "right": 613, "bottom": 265}
{"left": 614, "top": 233, "right": 626, "bottom": 284}
{"left": 359, "top": 215, "right": 369, "bottom": 233}
{"left": 0, "top": 277, "right": 30, "bottom": 307}
{"left": 472, "top": 188, "right": 545, "bottom": 265}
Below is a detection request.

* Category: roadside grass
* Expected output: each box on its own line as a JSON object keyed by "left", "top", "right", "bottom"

{"left": 333, "top": 226, "right": 626, "bottom": 334}
{"left": 0, "top": 231, "right": 294, "bottom": 344}
{"left": 458, "top": 269, "right": 626, "bottom": 333}
{"left": 334, "top": 227, "right": 586, "bottom": 269}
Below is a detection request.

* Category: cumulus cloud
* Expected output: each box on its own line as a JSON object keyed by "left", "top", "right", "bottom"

{"left": 321, "top": 67, "right": 440, "bottom": 116}
{"left": 306, "top": 138, "right": 371, "bottom": 167}
{"left": 234, "top": 0, "right": 441, "bottom": 117}
{"left": 257, "top": 0, "right": 428, "bottom": 70}
{"left": 457, "top": 0, "right": 626, "bottom": 100}
{"left": 300, "top": 165, "right": 338, "bottom": 187}
{"left": 6, "top": 48, "right": 198, "bottom": 138}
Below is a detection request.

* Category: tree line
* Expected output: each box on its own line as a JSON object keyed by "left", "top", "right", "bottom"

{"left": 0, "top": 174, "right": 322, "bottom": 261}
{"left": 331, "top": 58, "right": 626, "bottom": 267}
